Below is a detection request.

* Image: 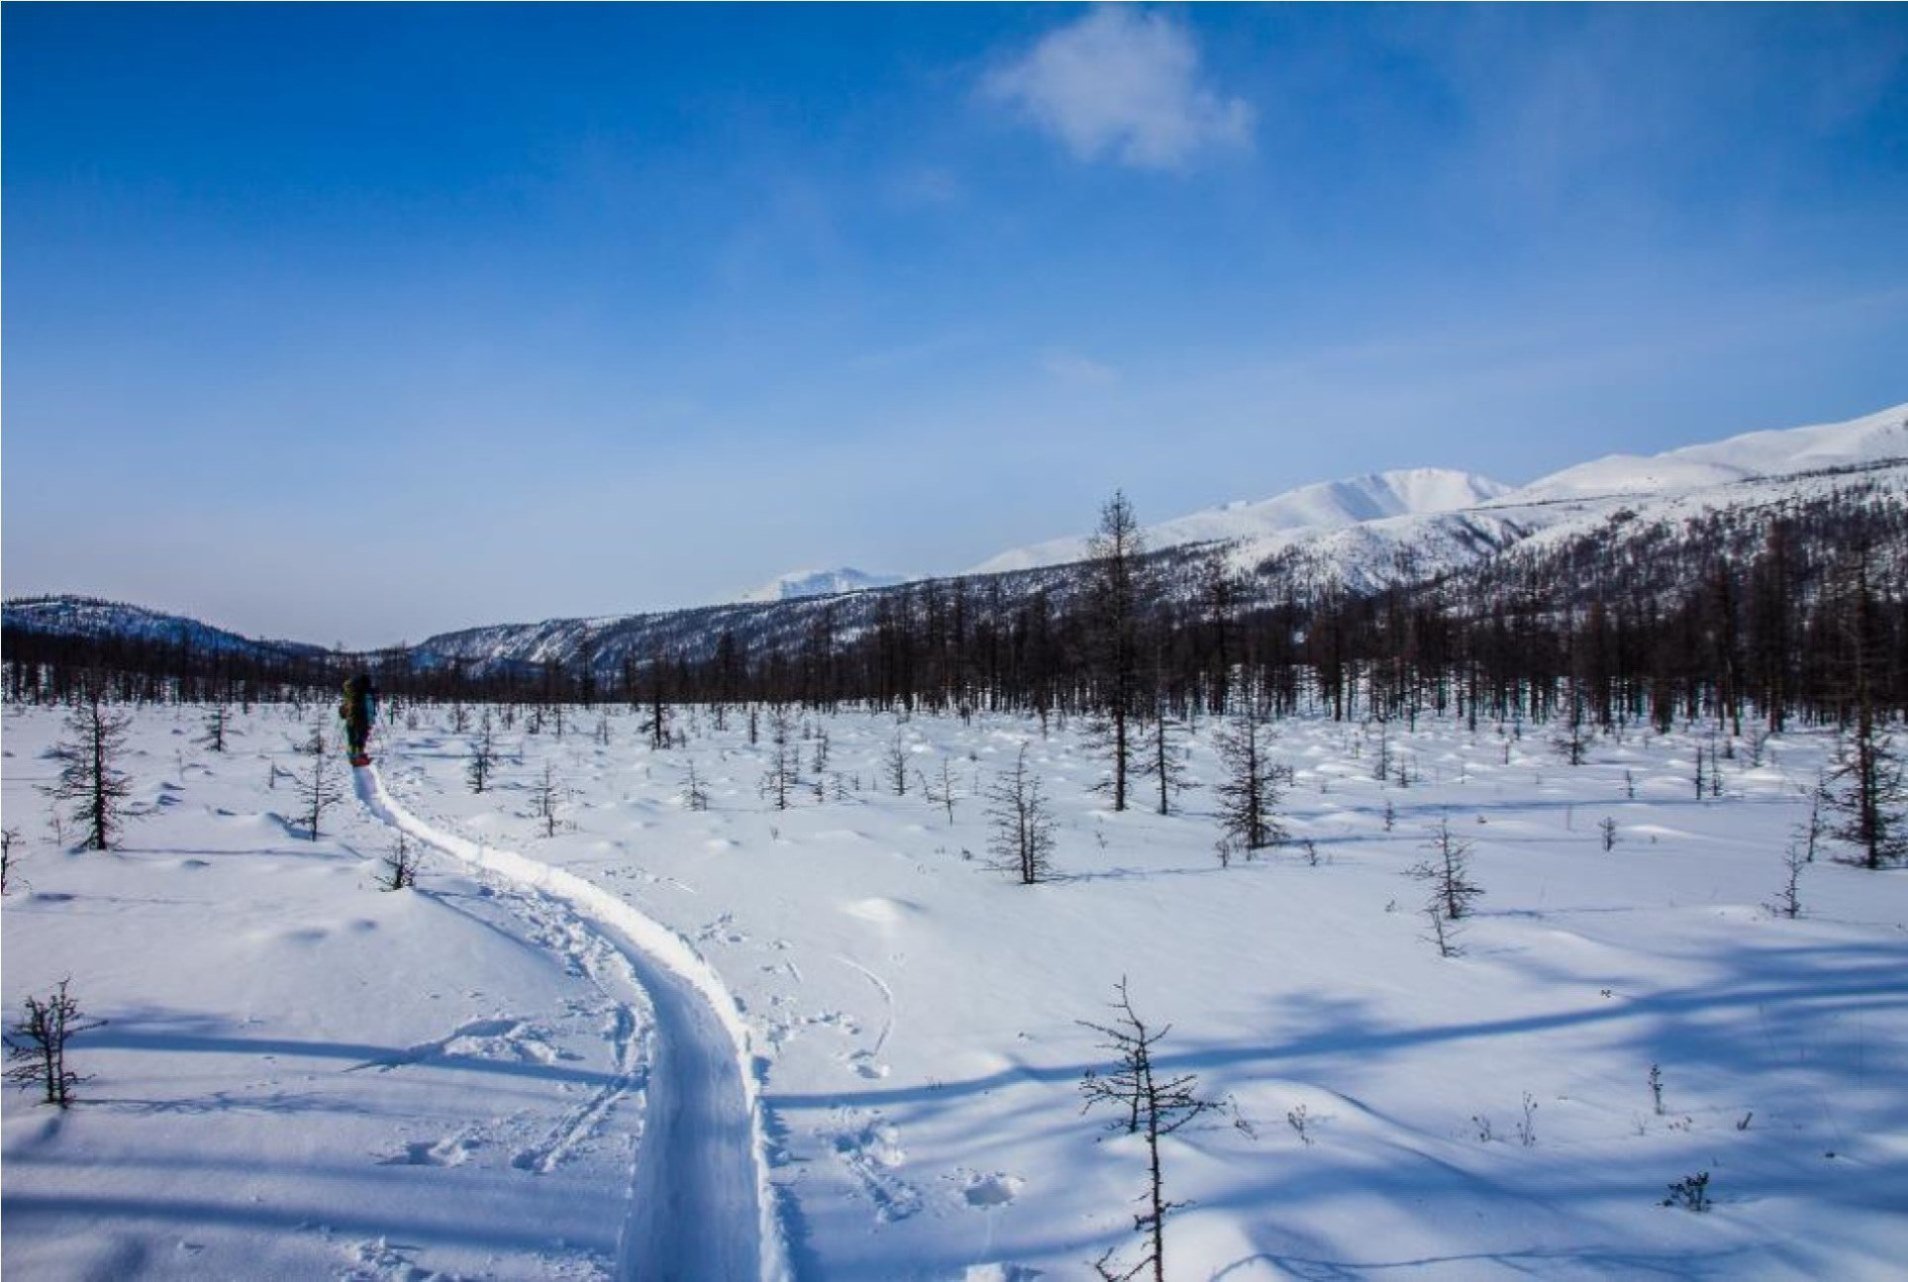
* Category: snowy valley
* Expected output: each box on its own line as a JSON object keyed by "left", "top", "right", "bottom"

{"left": 4, "top": 699, "right": 1906, "bottom": 1279}
{"left": 4, "top": 398, "right": 1907, "bottom": 1281}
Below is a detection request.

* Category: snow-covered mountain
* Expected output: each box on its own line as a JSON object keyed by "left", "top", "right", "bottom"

{"left": 970, "top": 468, "right": 1511, "bottom": 575}
{"left": 740, "top": 567, "right": 907, "bottom": 603}
{"left": 1504, "top": 402, "right": 1908, "bottom": 504}
{"left": 972, "top": 403, "right": 1907, "bottom": 589}
{"left": 1199, "top": 401, "right": 1908, "bottom": 596}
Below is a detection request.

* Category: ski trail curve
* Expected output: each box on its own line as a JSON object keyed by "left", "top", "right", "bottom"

{"left": 354, "top": 765, "right": 791, "bottom": 1282}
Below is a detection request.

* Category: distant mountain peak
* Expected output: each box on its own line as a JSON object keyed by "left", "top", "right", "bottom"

{"left": 969, "top": 467, "right": 1511, "bottom": 575}
{"left": 740, "top": 567, "right": 907, "bottom": 604}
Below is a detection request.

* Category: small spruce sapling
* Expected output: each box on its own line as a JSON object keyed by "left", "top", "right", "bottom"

{"left": 1411, "top": 816, "right": 1483, "bottom": 922}
{"left": 1553, "top": 720, "right": 1588, "bottom": 766}
{"left": 4, "top": 980, "right": 105, "bottom": 1109}
{"left": 1797, "top": 785, "right": 1825, "bottom": 863}
{"left": 1769, "top": 834, "right": 1806, "bottom": 919}
{"left": 1214, "top": 710, "right": 1285, "bottom": 855}
{"left": 531, "top": 762, "right": 562, "bottom": 837}
{"left": 290, "top": 728, "right": 345, "bottom": 841}
{"left": 760, "top": 714, "right": 799, "bottom": 812}
{"left": 201, "top": 705, "right": 231, "bottom": 753}
{"left": 885, "top": 732, "right": 910, "bottom": 797}
{"left": 1662, "top": 1171, "right": 1710, "bottom": 1212}
{"left": 467, "top": 712, "right": 498, "bottom": 794}
{"left": 1408, "top": 816, "right": 1480, "bottom": 958}
{"left": 380, "top": 832, "right": 420, "bottom": 891}
{"left": 683, "top": 760, "right": 711, "bottom": 812}
{"left": 921, "top": 757, "right": 958, "bottom": 824}
{"left": 45, "top": 688, "right": 136, "bottom": 851}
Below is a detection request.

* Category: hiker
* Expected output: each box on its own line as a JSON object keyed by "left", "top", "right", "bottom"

{"left": 340, "top": 672, "right": 378, "bottom": 767}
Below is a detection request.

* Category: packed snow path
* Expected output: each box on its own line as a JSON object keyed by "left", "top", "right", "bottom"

{"left": 354, "top": 765, "right": 789, "bottom": 1282}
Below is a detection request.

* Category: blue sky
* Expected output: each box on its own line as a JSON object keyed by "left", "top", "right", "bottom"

{"left": 5, "top": 4, "right": 1906, "bottom": 648}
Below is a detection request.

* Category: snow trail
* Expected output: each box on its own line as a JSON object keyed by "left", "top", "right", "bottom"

{"left": 353, "top": 765, "right": 791, "bottom": 1282}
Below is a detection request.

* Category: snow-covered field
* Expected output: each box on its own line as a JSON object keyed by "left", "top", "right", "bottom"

{"left": 5, "top": 701, "right": 1906, "bottom": 1280}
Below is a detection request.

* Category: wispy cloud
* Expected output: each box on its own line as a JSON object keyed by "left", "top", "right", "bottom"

{"left": 984, "top": 6, "right": 1253, "bottom": 170}
{"left": 1040, "top": 348, "right": 1120, "bottom": 386}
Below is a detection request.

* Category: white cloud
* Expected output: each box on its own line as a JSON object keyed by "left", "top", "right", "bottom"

{"left": 984, "top": 6, "right": 1253, "bottom": 170}
{"left": 1040, "top": 348, "right": 1120, "bottom": 386}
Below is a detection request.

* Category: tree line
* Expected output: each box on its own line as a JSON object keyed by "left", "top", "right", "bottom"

{"left": 7, "top": 487, "right": 1903, "bottom": 736}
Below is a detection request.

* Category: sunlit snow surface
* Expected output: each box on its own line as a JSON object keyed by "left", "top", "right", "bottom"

{"left": 5, "top": 703, "right": 1906, "bottom": 1279}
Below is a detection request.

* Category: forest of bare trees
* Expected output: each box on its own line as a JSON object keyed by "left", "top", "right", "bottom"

{"left": 7, "top": 488, "right": 1905, "bottom": 773}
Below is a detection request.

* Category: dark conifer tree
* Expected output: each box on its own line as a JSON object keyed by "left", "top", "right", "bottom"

{"left": 1086, "top": 491, "right": 1147, "bottom": 811}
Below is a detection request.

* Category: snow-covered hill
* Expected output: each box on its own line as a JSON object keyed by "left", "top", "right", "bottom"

{"left": 0, "top": 595, "right": 322, "bottom": 659}
{"left": 740, "top": 567, "right": 907, "bottom": 603}
{"left": 971, "top": 468, "right": 1511, "bottom": 575}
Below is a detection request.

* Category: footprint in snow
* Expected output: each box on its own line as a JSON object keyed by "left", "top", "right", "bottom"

{"left": 379, "top": 1134, "right": 480, "bottom": 1167}
{"left": 848, "top": 1050, "right": 889, "bottom": 1080}
{"left": 962, "top": 1172, "right": 1025, "bottom": 1208}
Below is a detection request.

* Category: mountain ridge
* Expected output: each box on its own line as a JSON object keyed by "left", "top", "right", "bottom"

{"left": 8, "top": 399, "right": 1904, "bottom": 676}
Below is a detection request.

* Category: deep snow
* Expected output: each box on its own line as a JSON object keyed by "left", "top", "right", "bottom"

{"left": 5, "top": 701, "right": 1907, "bottom": 1279}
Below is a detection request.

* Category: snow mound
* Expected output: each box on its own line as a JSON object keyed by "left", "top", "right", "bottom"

{"left": 842, "top": 896, "right": 923, "bottom": 925}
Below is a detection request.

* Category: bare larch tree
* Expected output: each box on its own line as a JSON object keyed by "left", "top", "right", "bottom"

{"left": 46, "top": 686, "right": 135, "bottom": 851}
{"left": 467, "top": 711, "right": 498, "bottom": 793}
{"left": 290, "top": 727, "right": 345, "bottom": 840}
{"left": 5, "top": 980, "right": 105, "bottom": 1109}
{"left": 1079, "top": 977, "right": 1214, "bottom": 1282}
{"left": 1213, "top": 706, "right": 1285, "bottom": 855}
{"left": 986, "top": 744, "right": 1055, "bottom": 885}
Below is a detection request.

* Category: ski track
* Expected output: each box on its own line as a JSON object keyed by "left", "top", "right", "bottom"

{"left": 353, "top": 764, "right": 791, "bottom": 1282}
{"left": 833, "top": 955, "right": 895, "bottom": 1059}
